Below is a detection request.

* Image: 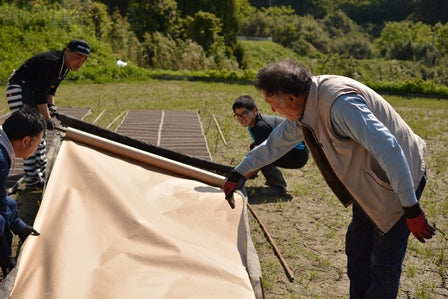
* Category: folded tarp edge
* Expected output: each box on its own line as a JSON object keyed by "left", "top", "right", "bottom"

{"left": 65, "top": 127, "right": 225, "bottom": 190}
{"left": 239, "top": 190, "right": 264, "bottom": 299}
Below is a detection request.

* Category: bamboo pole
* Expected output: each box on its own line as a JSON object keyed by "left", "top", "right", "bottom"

{"left": 92, "top": 110, "right": 106, "bottom": 124}
{"left": 106, "top": 110, "right": 127, "bottom": 129}
{"left": 212, "top": 114, "right": 228, "bottom": 146}
{"left": 247, "top": 203, "right": 295, "bottom": 282}
{"left": 80, "top": 107, "right": 92, "bottom": 121}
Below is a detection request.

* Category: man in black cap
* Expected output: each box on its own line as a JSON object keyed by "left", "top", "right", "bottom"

{"left": 5, "top": 39, "right": 90, "bottom": 189}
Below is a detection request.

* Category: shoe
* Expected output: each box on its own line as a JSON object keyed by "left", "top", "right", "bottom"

{"left": 263, "top": 186, "right": 288, "bottom": 197}
{"left": 0, "top": 257, "right": 16, "bottom": 277}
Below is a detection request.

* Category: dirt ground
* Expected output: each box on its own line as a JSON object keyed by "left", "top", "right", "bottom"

{"left": 245, "top": 156, "right": 448, "bottom": 299}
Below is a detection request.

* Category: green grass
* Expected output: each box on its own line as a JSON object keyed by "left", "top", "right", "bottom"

{"left": 238, "top": 40, "right": 304, "bottom": 70}
{"left": 1, "top": 79, "right": 447, "bottom": 298}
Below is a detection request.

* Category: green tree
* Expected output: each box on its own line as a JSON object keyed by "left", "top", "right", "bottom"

{"left": 330, "top": 31, "right": 372, "bottom": 59}
{"left": 321, "top": 10, "right": 372, "bottom": 59}
{"left": 239, "top": 6, "right": 329, "bottom": 55}
{"left": 248, "top": 0, "right": 327, "bottom": 18}
{"left": 321, "top": 10, "right": 359, "bottom": 38}
{"left": 128, "top": 0, "right": 178, "bottom": 40}
{"left": 432, "top": 22, "right": 448, "bottom": 57}
{"left": 238, "top": 9, "right": 274, "bottom": 37}
{"left": 176, "top": 0, "right": 239, "bottom": 51}
{"left": 107, "top": 8, "right": 144, "bottom": 65}
{"left": 184, "top": 11, "right": 224, "bottom": 55}
{"left": 142, "top": 31, "right": 215, "bottom": 70}
{"left": 341, "top": 0, "right": 413, "bottom": 25}
{"left": 234, "top": 0, "right": 256, "bottom": 21}
{"left": 97, "top": 0, "right": 130, "bottom": 15}
{"left": 84, "top": 1, "right": 112, "bottom": 40}
{"left": 413, "top": 0, "right": 448, "bottom": 25}
{"left": 295, "top": 15, "right": 329, "bottom": 54}
{"left": 375, "top": 21, "right": 434, "bottom": 63}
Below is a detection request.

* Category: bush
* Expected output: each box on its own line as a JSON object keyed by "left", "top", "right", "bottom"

{"left": 374, "top": 21, "right": 433, "bottom": 61}
{"left": 142, "top": 32, "right": 216, "bottom": 70}
{"left": 321, "top": 10, "right": 360, "bottom": 38}
{"left": 330, "top": 31, "right": 373, "bottom": 59}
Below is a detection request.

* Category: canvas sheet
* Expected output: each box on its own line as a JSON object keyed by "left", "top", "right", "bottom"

{"left": 5, "top": 137, "right": 260, "bottom": 299}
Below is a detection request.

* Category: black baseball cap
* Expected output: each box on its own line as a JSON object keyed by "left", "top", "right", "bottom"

{"left": 67, "top": 39, "right": 91, "bottom": 56}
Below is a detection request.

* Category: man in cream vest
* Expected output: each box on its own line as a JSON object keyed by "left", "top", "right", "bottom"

{"left": 223, "top": 60, "right": 435, "bottom": 298}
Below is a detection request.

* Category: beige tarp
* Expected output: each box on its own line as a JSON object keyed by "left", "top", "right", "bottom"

{"left": 1, "top": 129, "right": 262, "bottom": 299}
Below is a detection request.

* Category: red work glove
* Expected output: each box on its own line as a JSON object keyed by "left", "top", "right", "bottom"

{"left": 403, "top": 203, "right": 435, "bottom": 243}
{"left": 222, "top": 170, "right": 246, "bottom": 209}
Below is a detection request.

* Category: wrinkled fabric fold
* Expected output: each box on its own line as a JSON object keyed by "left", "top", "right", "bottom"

{"left": 5, "top": 136, "right": 261, "bottom": 299}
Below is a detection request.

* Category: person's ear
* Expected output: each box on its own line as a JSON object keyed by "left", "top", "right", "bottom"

{"left": 21, "top": 136, "right": 31, "bottom": 148}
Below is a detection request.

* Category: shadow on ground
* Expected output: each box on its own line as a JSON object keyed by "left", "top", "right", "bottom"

{"left": 245, "top": 186, "right": 293, "bottom": 205}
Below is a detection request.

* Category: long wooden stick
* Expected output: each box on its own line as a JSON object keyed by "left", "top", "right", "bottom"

{"left": 106, "top": 110, "right": 127, "bottom": 129}
{"left": 247, "top": 203, "right": 295, "bottom": 282}
{"left": 92, "top": 110, "right": 106, "bottom": 124}
{"left": 212, "top": 114, "right": 228, "bottom": 146}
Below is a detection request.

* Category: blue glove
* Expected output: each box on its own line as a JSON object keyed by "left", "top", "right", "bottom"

{"left": 222, "top": 170, "right": 246, "bottom": 209}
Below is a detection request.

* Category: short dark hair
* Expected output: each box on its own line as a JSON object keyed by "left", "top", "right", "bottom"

{"left": 232, "top": 95, "right": 258, "bottom": 112}
{"left": 3, "top": 106, "right": 46, "bottom": 141}
{"left": 254, "top": 60, "right": 313, "bottom": 98}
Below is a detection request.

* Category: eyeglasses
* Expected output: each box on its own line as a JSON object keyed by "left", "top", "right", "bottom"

{"left": 233, "top": 110, "right": 250, "bottom": 119}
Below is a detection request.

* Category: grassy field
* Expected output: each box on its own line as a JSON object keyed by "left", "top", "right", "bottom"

{"left": 2, "top": 80, "right": 447, "bottom": 298}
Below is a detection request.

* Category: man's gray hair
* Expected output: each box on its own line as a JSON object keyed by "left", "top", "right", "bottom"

{"left": 254, "top": 60, "right": 312, "bottom": 106}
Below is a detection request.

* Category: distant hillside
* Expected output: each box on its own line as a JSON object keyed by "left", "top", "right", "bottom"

{"left": 238, "top": 40, "right": 303, "bottom": 70}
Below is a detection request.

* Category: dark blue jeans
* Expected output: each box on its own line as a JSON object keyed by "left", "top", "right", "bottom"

{"left": 345, "top": 175, "right": 426, "bottom": 299}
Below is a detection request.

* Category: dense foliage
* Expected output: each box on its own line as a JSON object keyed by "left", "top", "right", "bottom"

{"left": 1, "top": 0, "right": 448, "bottom": 96}
{"left": 248, "top": 0, "right": 448, "bottom": 26}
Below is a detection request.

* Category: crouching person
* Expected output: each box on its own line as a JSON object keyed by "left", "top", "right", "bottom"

{"left": 0, "top": 106, "right": 45, "bottom": 276}
{"left": 232, "top": 95, "right": 309, "bottom": 196}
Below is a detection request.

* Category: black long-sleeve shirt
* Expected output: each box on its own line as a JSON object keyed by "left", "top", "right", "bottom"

{"left": 8, "top": 50, "right": 69, "bottom": 105}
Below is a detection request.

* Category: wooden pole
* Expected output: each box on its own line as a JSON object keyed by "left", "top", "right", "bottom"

{"left": 92, "top": 110, "right": 106, "bottom": 124}
{"left": 106, "top": 110, "right": 127, "bottom": 129}
{"left": 247, "top": 203, "right": 294, "bottom": 282}
{"left": 212, "top": 114, "right": 228, "bottom": 146}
